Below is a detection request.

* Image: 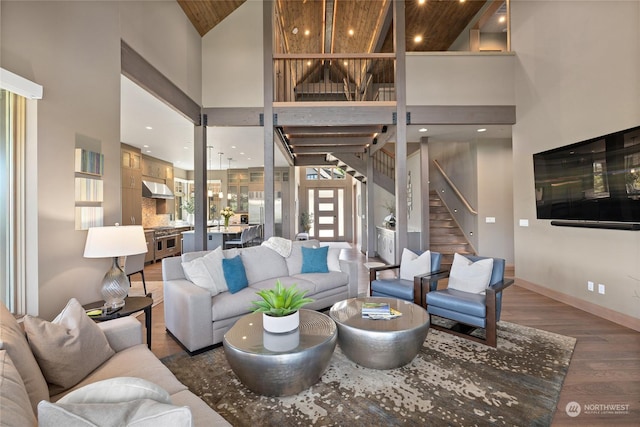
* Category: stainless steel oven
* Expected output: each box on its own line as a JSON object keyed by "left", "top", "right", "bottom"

{"left": 153, "top": 228, "right": 180, "bottom": 262}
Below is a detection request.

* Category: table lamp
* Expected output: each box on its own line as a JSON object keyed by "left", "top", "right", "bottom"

{"left": 83, "top": 224, "right": 147, "bottom": 309}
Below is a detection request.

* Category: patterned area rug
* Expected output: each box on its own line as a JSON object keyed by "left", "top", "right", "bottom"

{"left": 162, "top": 322, "right": 576, "bottom": 426}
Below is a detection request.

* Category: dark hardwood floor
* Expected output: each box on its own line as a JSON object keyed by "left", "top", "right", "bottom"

{"left": 140, "top": 247, "right": 640, "bottom": 426}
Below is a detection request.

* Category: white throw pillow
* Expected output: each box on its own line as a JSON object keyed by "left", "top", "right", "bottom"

{"left": 447, "top": 253, "right": 494, "bottom": 294}
{"left": 202, "top": 246, "right": 229, "bottom": 293}
{"left": 181, "top": 257, "right": 217, "bottom": 295}
{"left": 327, "top": 247, "right": 341, "bottom": 272}
{"left": 23, "top": 298, "right": 115, "bottom": 395}
{"left": 38, "top": 399, "right": 193, "bottom": 427}
{"left": 399, "top": 249, "right": 431, "bottom": 281}
{"left": 58, "top": 377, "right": 171, "bottom": 405}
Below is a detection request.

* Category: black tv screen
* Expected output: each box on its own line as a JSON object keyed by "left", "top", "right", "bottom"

{"left": 533, "top": 125, "right": 640, "bottom": 223}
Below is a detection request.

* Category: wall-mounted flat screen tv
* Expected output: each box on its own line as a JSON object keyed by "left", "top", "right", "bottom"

{"left": 533, "top": 125, "right": 640, "bottom": 223}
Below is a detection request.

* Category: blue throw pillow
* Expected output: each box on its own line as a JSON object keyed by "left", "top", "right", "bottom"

{"left": 222, "top": 255, "right": 248, "bottom": 294}
{"left": 301, "top": 246, "right": 329, "bottom": 274}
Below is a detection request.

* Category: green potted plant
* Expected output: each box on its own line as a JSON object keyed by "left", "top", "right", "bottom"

{"left": 300, "top": 212, "right": 313, "bottom": 233}
{"left": 251, "top": 280, "right": 314, "bottom": 333}
{"left": 182, "top": 199, "right": 195, "bottom": 224}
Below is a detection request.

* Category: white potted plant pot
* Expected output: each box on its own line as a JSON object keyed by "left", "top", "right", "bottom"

{"left": 262, "top": 311, "right": 299, "bottom": 334}
{"left": 263, "top": 329, "right": 300, "bottom": 352}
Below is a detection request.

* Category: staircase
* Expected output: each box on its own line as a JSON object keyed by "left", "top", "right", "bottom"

{"left": 429, "top": 191, "right": 474, "bottom": 269}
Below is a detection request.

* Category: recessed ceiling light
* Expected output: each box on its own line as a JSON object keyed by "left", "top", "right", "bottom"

{"left": 146, "top": 150, "right": 152, "bottom": 153}
{"left": 240, "top": 152, "right": 245, "bottom": 155}
{"left": 304, "top": 29, "right": 310, "bottom": 36}
{"left": 477, "top": 128, "right": 487, "bottom": 133}
{"left": 231, "top": 145, "right": 236, "bottom": 149}
{"left": 183, "top": 146, "right": 189, "bottom": 150}
{"left": 499, "top": 16, "right": 506, "bottom": 24}
{"left": 459, "top": 0, "right": 466, "bottom": 3}
{"left": 145, "top": 126, "right": 152, "bottom": 130}
{"left": 348, "top": 29, "right": 354, "bottom": 36}
{"left": 306, "top": 60, "right": 311, "bottom": 66}
{"left": 343, "top": 61, "right": 348, "bottom": 66}
{"left": 143, "top": 144, "right": 149, "bottom": 148}
{"left": 414, "top": 35, "right": 423, "bottom": 43}
{"left": 419, "top": 128, "right": 428, "bottom": 132}
{"left": 418, "top": 0, "right": 426, "bottom": 4}
{"left": 292, "top": 27, "right": 298, "bottom": 35}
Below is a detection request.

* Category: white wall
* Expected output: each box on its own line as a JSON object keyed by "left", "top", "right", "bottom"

{"left": 512, "top": 0, "right": 640, "bottom": 321}
{"left": 202, "top": 0, "right": 264, "bottom": 107}
{"left": 477, "top": 139, "right": 514, "bottom": 262}
{"left": 120, "top": 0, "right": 202, "bottom": 103}
{"left": 1, "top": 0, "right": 201, "bottom": 319}
{"left": 406, "top": 52, "right": 515, "bottom": 105}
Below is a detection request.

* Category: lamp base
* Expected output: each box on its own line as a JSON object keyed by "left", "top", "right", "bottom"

{"left": 101, "top": 257, "right": 129, "bottom": 309}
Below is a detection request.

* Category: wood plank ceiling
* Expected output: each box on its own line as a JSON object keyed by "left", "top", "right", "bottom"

{"left": 177, "top": 0, "right": 495, "bottom": 166}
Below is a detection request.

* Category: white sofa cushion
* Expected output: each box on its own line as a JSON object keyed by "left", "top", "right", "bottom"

{"left": 23, "top": 298, "right": 115, "bottom": 395}
{"left": 0, "top": 350, "right": 38, "bottom": 426}
{"left": 37, "top": 398, "right": 193, "bottom": 427}
{"left": 181, "top": 247, "right": 228, "bottom": 296}
{"left": 0, "top": 302, "right": 49, "bottom": 414}
{"left": 58, "top": 377, "right": 171, "bottom": 405}
{"left": 448, "top": 253, "right": 494, "bottom": 294}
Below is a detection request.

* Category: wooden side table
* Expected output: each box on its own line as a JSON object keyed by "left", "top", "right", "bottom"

{"left": 83, "top": 295, "right": 153, "bottom": 349}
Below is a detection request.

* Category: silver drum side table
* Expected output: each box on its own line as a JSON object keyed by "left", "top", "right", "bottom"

{"left": 223, "top": 309, "right": 337, "bottom": 396}
{"left": 329, "top": 297, "right": 430, "bottom": 369}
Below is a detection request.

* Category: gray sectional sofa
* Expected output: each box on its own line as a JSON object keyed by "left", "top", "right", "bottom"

{"left": 162, "top": 239, "right": 358, "bottom": 353}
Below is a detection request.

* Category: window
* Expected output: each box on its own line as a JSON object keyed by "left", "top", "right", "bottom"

{"left": 1, "top": 89, "right": 33, "bottom": 315}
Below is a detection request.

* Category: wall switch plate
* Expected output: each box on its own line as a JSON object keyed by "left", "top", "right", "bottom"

{"left": 598, "top": 284, "right": 605, "bottom": 294}
{"left": 486, "top": 217, "right": 496, "bottom": 223}
{"left": 588, "top": 281, "right": 594, "bottom": 292}
{"left": 519, "top": 219, "right": 529, "bottom": 227}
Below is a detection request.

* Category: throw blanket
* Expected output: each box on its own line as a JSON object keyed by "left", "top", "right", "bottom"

{"left": 261, "top": 237, "right": 292, "bottom": 257}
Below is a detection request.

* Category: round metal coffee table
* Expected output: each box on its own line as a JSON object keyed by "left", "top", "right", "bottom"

{"left": 329, "top": 297, "right": 430, "bottom": 369}
{"left": 223, "top": 309, "right": 337, "bottom": 396}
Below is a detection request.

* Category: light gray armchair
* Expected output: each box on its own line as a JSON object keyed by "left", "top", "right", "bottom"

{"left": 425, "top": 254, "right": 514, "bottom": 347}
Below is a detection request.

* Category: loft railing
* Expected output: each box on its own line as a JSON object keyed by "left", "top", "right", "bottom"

{"left": 274, "top": 53, "right": 396, "bottom": 103}
{"left": 373, "top": 149, "right": 395, "bottom": 180}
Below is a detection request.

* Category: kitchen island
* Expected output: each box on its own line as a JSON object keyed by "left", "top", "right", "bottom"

{"left": 181, "top": 225, "right": 246, "bottom": 253}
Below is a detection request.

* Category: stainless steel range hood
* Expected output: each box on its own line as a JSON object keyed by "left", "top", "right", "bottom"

{"left": 142, "top": 180, "right": 174, "bottom": 199}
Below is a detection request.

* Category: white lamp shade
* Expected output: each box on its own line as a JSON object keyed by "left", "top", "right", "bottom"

{"left": 84, "top": 225, "right": 147, "bottom": 258}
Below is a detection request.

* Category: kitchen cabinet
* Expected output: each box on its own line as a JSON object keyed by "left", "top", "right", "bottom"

{"left": 121, "top": 145, "right": 142, "bottom": 226}
{"left": 122, "top": 187, "right": 142, "bottom": 225}
{"left": 144, "top": 231, "right": 155, "bottom": 263}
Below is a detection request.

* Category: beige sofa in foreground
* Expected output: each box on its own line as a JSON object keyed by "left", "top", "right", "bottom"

{"left": 0, "top": 301, "right": 229, "bottom": 427}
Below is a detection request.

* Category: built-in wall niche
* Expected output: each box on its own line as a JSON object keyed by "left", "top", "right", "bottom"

{"left": 74, "top": 134, "right": 104, "bottom": 230}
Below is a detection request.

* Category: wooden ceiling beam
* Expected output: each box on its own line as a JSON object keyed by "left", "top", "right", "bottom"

{"left": 283, "top": 125, "right": 382, "bottom": 135}
{"left": 292, "top": 145, "right": 366, "bottom": 154}
{"left": 288, "top": 136, "right": 373, "bottom": 146}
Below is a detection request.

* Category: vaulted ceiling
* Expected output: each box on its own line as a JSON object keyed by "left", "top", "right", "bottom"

{"left": 178, "top": 0, "right": 499, "bottom": 54}
{"left": 171, "top": 0, "right": 508, "bottom": 168}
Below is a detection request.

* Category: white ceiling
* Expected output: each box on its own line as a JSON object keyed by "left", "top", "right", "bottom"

{"left": 121, "top": 75, "right": 511, "bottom": 171}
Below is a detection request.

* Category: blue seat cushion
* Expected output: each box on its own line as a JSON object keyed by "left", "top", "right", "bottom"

{"left": 426, "top": 288, "right": 486, "bottom": 318}
{"left": 370, "top": 278, "right": 414, "bottom": 301}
